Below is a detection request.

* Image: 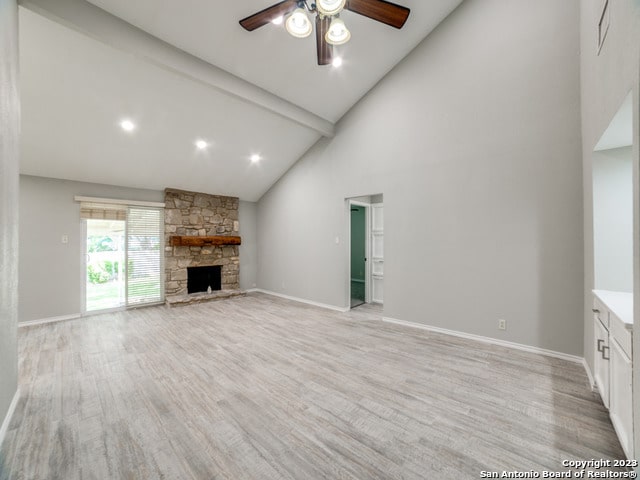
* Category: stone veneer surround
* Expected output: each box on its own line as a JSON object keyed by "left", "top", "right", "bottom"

{"left": 164, "top": 188, "right": 240, "bottom": 301}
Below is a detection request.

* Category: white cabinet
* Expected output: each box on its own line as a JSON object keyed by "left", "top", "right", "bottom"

{"left": 592, "top": 290, "right": 634, "bottom": 459}
{"left": 593, "top": 315, "right": 610, "bottom": 409}
{"left": 610, "top": 337, "right": 633, "bottom": 459}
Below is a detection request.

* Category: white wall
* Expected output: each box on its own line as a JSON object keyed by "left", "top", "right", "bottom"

{"left": 258, "top": 0, "right": 584, "bottom": 355}
{"left": 0, "top": 0, "right": 19, "bottom": 437}
{"left": 579, "top": 0, "right": 640, "bottom": 458}
{"left": 593, "top": 146, "right": 633, "bottom": 292}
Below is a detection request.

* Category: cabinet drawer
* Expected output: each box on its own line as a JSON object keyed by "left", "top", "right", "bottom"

{"left": 593, "top": 296, "right": 609, "bottom": 328}
{"left": 610, "top": 312, "right": 632, "bottom": 358}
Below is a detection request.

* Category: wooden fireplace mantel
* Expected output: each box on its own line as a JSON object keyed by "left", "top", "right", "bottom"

{"left": 170, "top": 235, "right": 241, "bottom": 247}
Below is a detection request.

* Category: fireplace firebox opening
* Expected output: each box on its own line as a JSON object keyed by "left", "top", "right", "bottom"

{"left": 187, "top": 266, "right": 222, "bottom": 294}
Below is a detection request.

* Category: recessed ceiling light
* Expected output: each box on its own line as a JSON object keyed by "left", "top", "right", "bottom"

{"left": 250, "top": 154, "right": 261, "bottom": 163}
{"left": 272, "top": 15, "right": 283, "bottom": 25}
{"left": 120, "top": 119, "right": 136, "bottom": 132}
{"left": 332, "top": 56, "right": 343, "bottom": 68}
{"left": 195, "top": 139, "right": 208, "bottom": 150}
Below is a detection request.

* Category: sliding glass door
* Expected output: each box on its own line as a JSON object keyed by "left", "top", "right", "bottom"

{"left": 84, "top": 205, "right": 163, "bottom": 313}
{"left": 85, "top": 219, "right": 126, "bottom": 311}
{"left": 126, "top": 207, "right": 163, "bottom": 305}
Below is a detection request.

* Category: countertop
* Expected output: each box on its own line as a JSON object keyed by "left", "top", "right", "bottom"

{"left": 593, "top": 289, "right": 633, "bottom": 329}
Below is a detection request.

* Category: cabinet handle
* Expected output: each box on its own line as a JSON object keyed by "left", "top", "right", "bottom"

{"left": 597, "top": 339, "right": 605, "bottom": 352}
{"left": 592, "top": 308, "right": 600, "bottom": 314}
{"left": 602, "top": 345, "right": 610, "bottom": 361}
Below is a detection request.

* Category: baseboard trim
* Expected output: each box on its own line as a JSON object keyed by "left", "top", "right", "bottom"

{"left": 382, "top": 316, "right": 583, "bottom": 364}
{"left": 582, "top": 358, "right": 596, "bottom": 390}
{"left": 253, "top": 289, "right": 349, "bottom": 313}
{"left": 19, "top": 313, "right": 81, "bottom": 328}
{"left": 0, "top": 389, "right": 20, "bottom": 450}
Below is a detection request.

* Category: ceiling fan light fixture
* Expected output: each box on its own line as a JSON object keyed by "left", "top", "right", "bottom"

{"left": 316, "top": 0, "right": 347, "bottom": 16}
{"left": 285, "top": 8, "right": 312, "bottom": 38}
{"left": 326, "top": 18, "right": 351, "bottom": 45}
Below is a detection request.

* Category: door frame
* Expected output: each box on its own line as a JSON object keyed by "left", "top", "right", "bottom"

{"left": 370, "top": 202, "right": 384, "bottom": 304}
{"left": 81, "top": 219, "right": 87, "bottom": 314}
{"left": 347, "top": 200, "right": 371, "bottom": 307}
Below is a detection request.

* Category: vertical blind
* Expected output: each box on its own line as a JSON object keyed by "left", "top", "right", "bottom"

{"left": 126, "top": 207, "right": 163, "bottom": 305}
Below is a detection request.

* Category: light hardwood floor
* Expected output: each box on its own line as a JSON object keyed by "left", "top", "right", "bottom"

{"left": 0, "top": 293, "right": 628, "bottom": 479}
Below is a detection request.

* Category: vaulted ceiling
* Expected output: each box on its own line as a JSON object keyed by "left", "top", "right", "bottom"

{"left": 19, "top": 0, "right": 463, "bottom": 201}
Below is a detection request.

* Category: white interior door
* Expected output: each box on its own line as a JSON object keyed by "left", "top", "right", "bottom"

{"left": 371, "top": 203, "right": 384, "bottom": 303}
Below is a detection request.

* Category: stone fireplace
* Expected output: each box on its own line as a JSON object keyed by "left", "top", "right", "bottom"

{"left": 164, "top": 188, "right": 244, "bottom": 306}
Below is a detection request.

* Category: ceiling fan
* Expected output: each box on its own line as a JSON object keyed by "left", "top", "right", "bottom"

{"left": 239, "top": 0, "right": 411, "bottom": 66}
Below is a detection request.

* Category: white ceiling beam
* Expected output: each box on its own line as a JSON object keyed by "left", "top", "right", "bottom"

{"left": 19, "top": 0, "right": 335, "bottom": 138}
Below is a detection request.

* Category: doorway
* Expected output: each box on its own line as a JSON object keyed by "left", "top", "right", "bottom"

{"left": 350, "top": 205, "right": 367, "bottom": 308}
{"left": 347, "top": 194, "right": 384, "bottom": 309}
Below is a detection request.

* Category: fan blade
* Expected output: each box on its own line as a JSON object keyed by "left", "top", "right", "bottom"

{"left": 239, "top": 0, "right": 298, "bottom": 31}
{"left": 316, "top": 15, "right": 334, "bottom": 65}
{"left": 316, "top": 15, "right": 333, "bottom": 65}
{"left": 345, "top": 0, "right": 410, "bottom": 29}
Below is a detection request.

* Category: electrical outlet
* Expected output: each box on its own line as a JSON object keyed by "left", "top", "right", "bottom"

{"left": 498, "top": 319, "right": 507, "bottom": 330}
{"left": 61, "top": 234, "right": 69, "bottom": 244}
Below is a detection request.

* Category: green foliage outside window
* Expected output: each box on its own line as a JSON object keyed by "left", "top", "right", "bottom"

{"left": 87, "top": 264, "right": 110, "bottom": 284}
